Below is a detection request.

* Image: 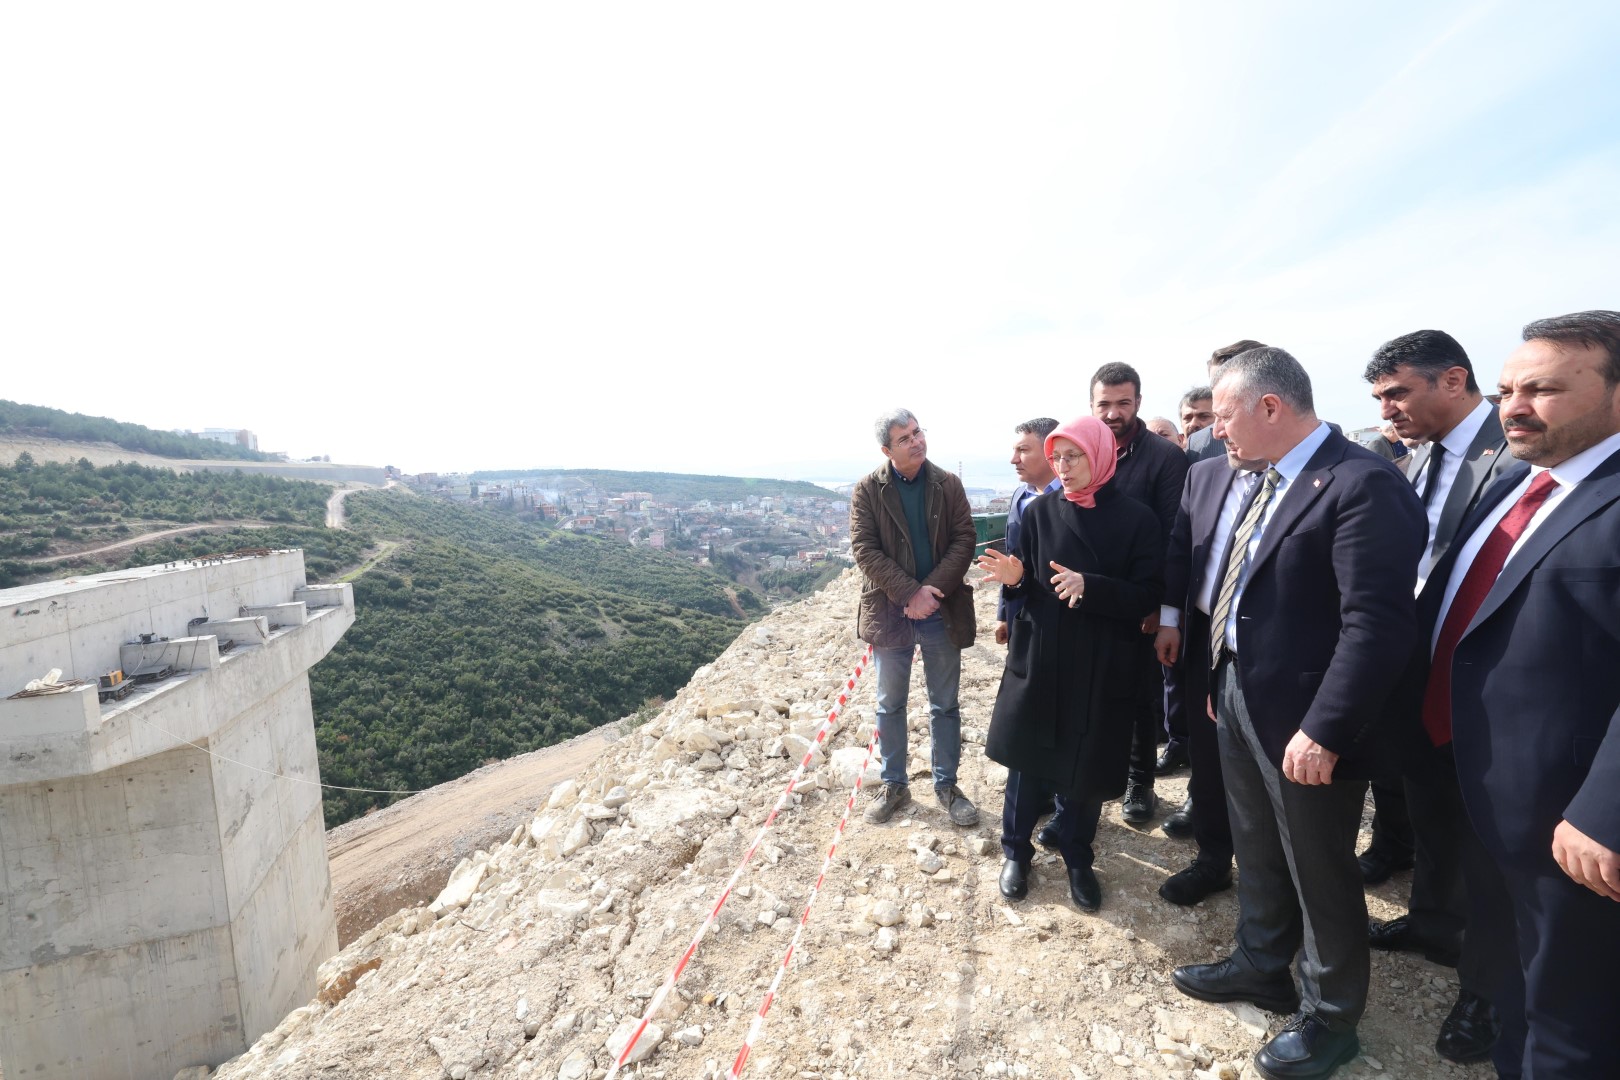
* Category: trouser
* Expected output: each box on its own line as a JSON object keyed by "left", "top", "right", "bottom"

{"left": 1001, "top": 768, "right": 1102, "bottom": 870}
{"left": 872, "top": 613, "right": 962, "bottom": 789}
{"left": 1126, "top": 639, "right": 1163, "bottom": 784}
{"left": 1216, "top": 659, "right": 1369, "bottom": 1031}
{"left": 1186, "top": 686, "right": 1234, "bottom": 868}
{"left": 1366, "top": 778, "right": 1416, "bottom": 860}
{"left": 1401, "top": 743, "right": 1515, "bottom": 999}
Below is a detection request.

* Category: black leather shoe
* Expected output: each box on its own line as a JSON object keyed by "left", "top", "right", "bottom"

{"left": 1435, "top": 989, "right": 1500, "bottom": 1064}
{"left": 1255, "top": 1012, "right": 1360, "bottom": 1080}
{"left": 999, "top": 860, "right": 1029, "bottom": 900}
{"left": 1162, "top": 797, "right": 1195, "bottom": 839}
{"left": 1366, "top": 916, "right": 1461, "bottom": 967}
{"left": 1159, "top": 860, "right": 1233, "bottom": 906}
{"left": 1172, "top": 957, "right": 1300, "bottom": 1015}
{"left": 1154, "top": 740, "right": 1189, "bottom": 775}
{"left": 1356, "top": 846, "right": 1414, "bottom": 885}
{"left": 1121, "top": 780, "right": 1156, "bottom": 824}
{"left": 1035, "top": 818, "right": 1063, "bottom": 850}
{"left": 1067, "top": 864, "right": 1101, "bottom": 911}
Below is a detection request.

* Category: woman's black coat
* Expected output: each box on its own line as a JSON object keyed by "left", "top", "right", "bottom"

{"left": 986, "top": 484, "right": 1165, "bottom": 801}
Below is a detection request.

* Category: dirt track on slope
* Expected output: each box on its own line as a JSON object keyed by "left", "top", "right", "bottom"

{"left": 324, "top": 724, "right": 622, "bottom": 946}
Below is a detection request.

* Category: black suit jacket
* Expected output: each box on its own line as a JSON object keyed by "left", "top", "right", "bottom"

{"left": 1423, "top": 447, "right": 1620, "bottom": 862}
{"left": 1407, "top": 407, "right": 1513, "bottom": 576}
{"left": 1164, "top": 456, "right": 1254, "bottom": 721}
{"left": 1226, "top": 429, "right": 1427, "bottom": 778}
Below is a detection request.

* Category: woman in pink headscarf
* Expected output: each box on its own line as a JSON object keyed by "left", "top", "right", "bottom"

{"left": 976, "top": 415, "right": 1164, "bottom": 911}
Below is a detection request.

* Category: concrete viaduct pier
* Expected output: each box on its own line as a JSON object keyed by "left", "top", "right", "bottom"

{"left": 0, "top": 551, "right": 353, "bottom": 1079}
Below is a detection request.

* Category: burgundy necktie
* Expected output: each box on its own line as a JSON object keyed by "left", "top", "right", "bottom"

{"left": 1421, "top": 472, "right": 1559, "bottom": 746}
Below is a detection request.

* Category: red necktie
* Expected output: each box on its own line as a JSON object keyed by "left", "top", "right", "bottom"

{"left": 1421, "top": 472, "right": 1559, "bottom": 746}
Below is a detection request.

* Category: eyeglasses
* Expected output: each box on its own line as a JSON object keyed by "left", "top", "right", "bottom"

{"left": 893, "top": 428, "right": 926, "bottom": 449}
{"left": 1049, "top": 452, "right": 1087, "bottom": 469}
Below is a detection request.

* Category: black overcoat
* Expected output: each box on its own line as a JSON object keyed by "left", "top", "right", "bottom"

{"left": 986, "top": 485, "right": 1164, "bottom": 801}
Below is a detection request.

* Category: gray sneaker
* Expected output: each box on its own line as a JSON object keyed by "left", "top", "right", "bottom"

{"left": 864, "top": 782, "right": 912, "bottom": 824}
{"left": 935, "top": 783, "right": 980, "bottom": 827}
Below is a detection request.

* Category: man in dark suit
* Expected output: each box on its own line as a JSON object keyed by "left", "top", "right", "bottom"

{"left": 1152, "top": 439, "right": 1270, "bottom": 904}
{"left": 1170, "top": 347, "right": 1427, "bottom": 1080}
{"left": 1427, "top": 310, "right": 1620, "bottom": 1078}
{"left": 1186, "top": 339, "right": 1268, "bottom": 464}
{"left": 1357, "top": 329, "right": 1517, "bottom": 1063}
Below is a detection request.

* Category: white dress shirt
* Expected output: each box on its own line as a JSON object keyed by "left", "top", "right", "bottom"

{"left": 1414, "top": 397, "right": 1495, "bottom": 593}
{"left": 1432, "top": 429, "right": 1620, "bottom": 655}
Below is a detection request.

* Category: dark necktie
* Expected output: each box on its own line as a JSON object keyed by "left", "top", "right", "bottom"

{"left": 1210, "top": 467, "right": 1281, "bottom": 668}
{"left": 1421, "top": 472, "right": 1559, "bottom": 745}
{"left": 1420, "top": 443, "right": 1447, "bottom": 507}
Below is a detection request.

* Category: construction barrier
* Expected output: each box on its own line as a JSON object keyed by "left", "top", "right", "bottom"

{"left": 604, "top": 643, "right": 875, "bottom": 1079}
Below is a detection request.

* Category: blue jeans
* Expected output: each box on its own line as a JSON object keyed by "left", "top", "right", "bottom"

{"left": 873, "top": 613, "right": 962, "bottom": 789}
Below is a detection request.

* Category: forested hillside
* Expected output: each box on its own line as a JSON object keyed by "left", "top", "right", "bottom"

{"left": 311, "top": 490, "right": 758, "bottom": 823}
{"left": 467, "top": 466, "right": 831, "bottom": 502}
{"left": 0, "top": 399, "right": 270, "bottom": 460}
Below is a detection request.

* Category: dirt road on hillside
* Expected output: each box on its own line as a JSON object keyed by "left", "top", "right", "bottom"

{"left": 324, "top": 723, "right": 621, "bottom": 945}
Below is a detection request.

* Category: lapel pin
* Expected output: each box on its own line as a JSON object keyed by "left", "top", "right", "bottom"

{"left": 1482, "top": 448, "right": 1495, "bottom": 456}
{"left": 1313, "top": 478, "right": 1322, "bottom": 488}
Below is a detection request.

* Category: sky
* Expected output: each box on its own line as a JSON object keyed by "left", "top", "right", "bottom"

{"left": 4, "top": 2, "right": 1617, "bottom": 491}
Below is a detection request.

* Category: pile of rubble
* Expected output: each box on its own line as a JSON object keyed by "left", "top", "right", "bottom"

{"left": 209, "top": 571, "right": 1488, "bottom": 1080}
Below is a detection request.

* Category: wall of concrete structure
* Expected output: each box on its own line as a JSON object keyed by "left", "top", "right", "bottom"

{"left": 0, "top": 552, "right": 352, "bottom": 1080}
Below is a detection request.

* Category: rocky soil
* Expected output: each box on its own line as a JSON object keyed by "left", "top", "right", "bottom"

{"left": 209, "top": 571, "right": 1490, "bottom": 1080}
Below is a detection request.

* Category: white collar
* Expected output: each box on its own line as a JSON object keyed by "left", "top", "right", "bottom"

{"left": 1272, "top": 421, "right": 1331, "bottom": 482}
{"left": 1436, "top": 397, "right": 1494, "bottom": 457}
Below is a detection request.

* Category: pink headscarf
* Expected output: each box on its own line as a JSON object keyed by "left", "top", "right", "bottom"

{"left": 1043, "top": 415, "right": 1118, "bottom": 508}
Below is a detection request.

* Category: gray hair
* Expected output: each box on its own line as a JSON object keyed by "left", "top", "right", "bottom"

{"left": 1014, "top": 417, "right": 1059, "bottom": 439}
{"left": 1179, "top": 385, "right": 1212, "bottom": 409}
{"left": 1213, "top": 347, "right": 1315, "bottom": 414}
{"left": 874, "top": 407, "right": 919, "bottom": 448}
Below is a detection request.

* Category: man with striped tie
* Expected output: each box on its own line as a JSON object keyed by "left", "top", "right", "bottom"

{"left": 1169, "top": 347, "right": 1427, "bottom": 1080}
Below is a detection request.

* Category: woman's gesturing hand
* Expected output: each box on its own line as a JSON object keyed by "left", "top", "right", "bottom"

{"left": 1049, "top": 561, "right": 1085, "bottom": 607}
{"left": 975, "top": 548, "right": 1025, "bottom": 587}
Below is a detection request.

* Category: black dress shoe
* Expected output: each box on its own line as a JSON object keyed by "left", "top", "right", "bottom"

{"left": 1035, "top": 820, "right": 1063, "bottom": 849}
{"left": 1154, "top": 740, "right": 1189, "bottom": 775}
{"left": 1121, "top": 780, "right": 1156, "bottom": 824}
{"left": 1435, "top": 989, "right": 1499, "bottom": 1063}
{"left": 1159, "top": 860, "right": 1233, "bottom": 906}
{"left": 999, "top": 859, "right": 1029, "bottom": 900}
{"left": 1255, "top": 1012, "right": 1360, "bottom": 1080}
{"left": 1356, "top": 846, "right": 1414, "bottom": 885}
{"left": 1067, "top": 864, "right": 1101, "bottom": 911}
{"left": 1171, "top": 957, "right": 1301, "bottom": 1015}
{"left": 1162, "top": 797, "right": 1195, "bottom": 839}
{"left": 1366, "top": 916, "right": 1461, "bottom": 967}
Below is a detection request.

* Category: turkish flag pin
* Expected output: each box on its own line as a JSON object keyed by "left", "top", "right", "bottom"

{"left": 1482, "top": 448, "right": 1496, "bottom": 456}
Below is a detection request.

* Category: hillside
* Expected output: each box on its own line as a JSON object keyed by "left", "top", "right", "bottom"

{"left": 0, "top": 398, "right": 268, "bottom": 460}
{"left": 214, "top": 573, "right": 1486, "bottom": 1080}
{"left": 468, "top": 467, "right": 833, "bottom": 502}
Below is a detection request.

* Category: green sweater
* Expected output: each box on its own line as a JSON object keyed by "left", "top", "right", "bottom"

{"left": 892, "top": 465, "right": 934, "bottom": 582}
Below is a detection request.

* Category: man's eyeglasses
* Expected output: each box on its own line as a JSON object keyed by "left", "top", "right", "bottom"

{"left": 1049, "top": 451, "right": 1087, "bottom": 469}
{"left": 893, "top": 428, "right": 927, "bottom": 450}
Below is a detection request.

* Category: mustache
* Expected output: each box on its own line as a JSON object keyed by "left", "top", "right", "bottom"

{"left": 1503, "top": 418, "right": 1546, "bottom": 433}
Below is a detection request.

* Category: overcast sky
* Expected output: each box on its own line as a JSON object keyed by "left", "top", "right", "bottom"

{"left": 4, "top": 3, "right": 1616, "bottom": 489}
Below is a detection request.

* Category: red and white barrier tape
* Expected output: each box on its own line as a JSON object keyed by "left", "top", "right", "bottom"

{"left": 605, "top": 643, "right": 875, "bottom": 1079}
{"left": 725, "top": 700, "right": 885, "bottom": 1079}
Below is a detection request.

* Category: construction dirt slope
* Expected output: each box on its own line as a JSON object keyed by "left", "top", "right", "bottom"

{"left": 213, "top": 571, "right": 1490, "bottom": 1080}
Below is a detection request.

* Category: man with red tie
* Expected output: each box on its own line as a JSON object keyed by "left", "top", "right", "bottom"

{"left": 1425, "top": 310, "right": 1620, "bottom": 1078}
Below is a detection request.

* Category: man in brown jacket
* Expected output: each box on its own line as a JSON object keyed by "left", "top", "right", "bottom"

{"left": 850, "top": 408, "right": 979, "bottom": 826}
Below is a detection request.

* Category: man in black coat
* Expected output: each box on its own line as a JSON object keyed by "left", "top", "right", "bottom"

{"left": 1087, "top": 362, "right": 1187, "bottom": 826}
{"left": 1425, "top": 310, "right": 1620, "bottom": 1078}
{"left": 1170, "top": 347, "right": 1427, "bottom": 1080}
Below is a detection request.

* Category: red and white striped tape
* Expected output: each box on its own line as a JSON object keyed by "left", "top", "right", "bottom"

{"left": 605, "top": 643, "right": 875, "bottom": 1079}
{"left": 725, "top": 702, "right": 885, "bottom": 1079}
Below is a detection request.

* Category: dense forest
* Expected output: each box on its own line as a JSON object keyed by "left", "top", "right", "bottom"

{"left": 467, "top": 467, "right": 831, "bottom": 502}
{"left": 0, "top": 399, "right": 270, "bottom": 460}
